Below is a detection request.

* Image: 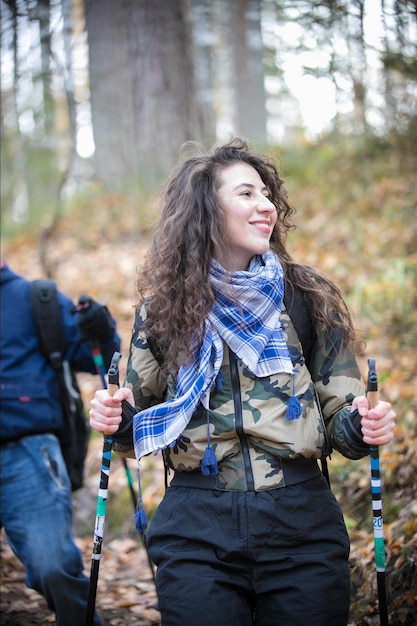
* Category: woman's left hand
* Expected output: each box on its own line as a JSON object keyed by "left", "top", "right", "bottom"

{"left": 351, "top": 396, "right": 396, "bottom": 446}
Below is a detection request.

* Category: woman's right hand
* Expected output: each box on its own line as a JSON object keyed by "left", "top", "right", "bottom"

{"left": 89, "top": 387, "right": 135, "bottom": 434}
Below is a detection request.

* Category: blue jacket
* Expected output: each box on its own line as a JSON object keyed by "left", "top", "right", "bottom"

{"left": 0, "top": 264, "right": 121, "bottom": 443}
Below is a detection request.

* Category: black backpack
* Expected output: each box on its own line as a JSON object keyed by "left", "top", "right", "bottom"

{"left": 30, "top": 279, "right": 90, "bottom": 491}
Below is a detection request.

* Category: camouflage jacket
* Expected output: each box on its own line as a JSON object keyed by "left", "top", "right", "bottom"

{"left": 115, "top": 297, "right": 368, "bottom": 491}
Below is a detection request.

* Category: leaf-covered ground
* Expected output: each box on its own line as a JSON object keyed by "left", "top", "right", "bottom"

{"left": 1, "top": 150, "right": 416, "bottom": 624}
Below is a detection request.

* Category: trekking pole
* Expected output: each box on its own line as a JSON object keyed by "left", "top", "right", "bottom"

{"left": 90, "top": 344, "right": 137, "bottom": 508}
{"left": 90, "top": 342, "right": 107, "bottom": 387}
{"left": 85, "top": 351, "right": 122, "bottom": 626}
{"left": 88, "top": 340, "right": 157, "bottom": 589}
{"left": 367, "top": 358, "right": 389, "bottom": 626}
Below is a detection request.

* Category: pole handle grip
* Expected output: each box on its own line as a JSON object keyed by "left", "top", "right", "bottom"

{"left": 107, "top": 351, "right": 122, "bottom": 396}
{"left": 367, "top": 389, "right": 379, "bottom": 410}
{"left": 367, "top": 358, "right": 379, "bottom": 409}
{"left": 105, "top": 351, "right": 122, "bottom": 433}
{"left": 107, "top": 382, "right": 119, "bottom": 397}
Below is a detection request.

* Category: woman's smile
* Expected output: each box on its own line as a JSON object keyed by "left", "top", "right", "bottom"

{"left": 249, "top": 219, "right": 273, "bottom": 234}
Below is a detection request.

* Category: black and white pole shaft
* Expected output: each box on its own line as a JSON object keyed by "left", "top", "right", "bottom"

{"left": 85, "top": 351, "right": 122, "bottom": 626}
{"left": 367, "top": 358, "right": 389, "bottom": 626}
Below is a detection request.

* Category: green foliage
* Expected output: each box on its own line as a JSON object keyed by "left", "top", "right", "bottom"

{"left": 349, "top": 257, "right": 417, "bottom": 343}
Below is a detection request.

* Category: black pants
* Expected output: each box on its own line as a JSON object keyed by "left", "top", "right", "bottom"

{"left": 147, "top": 475, "right": 350, "bottom": 626}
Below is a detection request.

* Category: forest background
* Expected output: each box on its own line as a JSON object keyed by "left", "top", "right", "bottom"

{"left": 1, "top": 1, "right": 416, "bottom": 625}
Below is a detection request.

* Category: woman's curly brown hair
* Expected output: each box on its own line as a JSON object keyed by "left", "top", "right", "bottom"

{"left": 136, "top": 137, "right": 359, "bottom": 374}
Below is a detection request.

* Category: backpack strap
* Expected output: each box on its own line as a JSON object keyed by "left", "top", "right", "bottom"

{"left": 30, "top": 279, "right": 89, "bottom": 491}
{"left": 283, "top": 281, "right": 331, "bottom": 485}
{"left": 283, "top": 280, "right": 315, "bottom": 370}
{"left": 30, "top": 279, "right": 65, "bottom": 372}
{"left": 30, "top": 279, "right": 72, "bottom": 445}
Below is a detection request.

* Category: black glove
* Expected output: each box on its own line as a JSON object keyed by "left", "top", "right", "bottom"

{"left": 77, "top": 295, "right": 114, "bottom": 342}
{"left": 342, "top": 408, "right": 370, "bottom": 454}
{"left": 112, "top": 400, "right": 136, "bottom": 447}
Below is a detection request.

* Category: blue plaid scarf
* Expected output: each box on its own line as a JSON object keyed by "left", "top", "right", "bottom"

{"left": 133, "top": 251, "right": 294, "bottom": 462}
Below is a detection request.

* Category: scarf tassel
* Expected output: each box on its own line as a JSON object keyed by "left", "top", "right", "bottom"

{"left": 134, "top": 467, "right": 148, "bottom": 532}
{"left": 202, "top": 445, "right": 219, "bottom": 475}
{"left": 286, "top": 396, "right": 302, "bottom": 421}
{"left": 201, "top": 409, "right": 219, "bottom": 476}
{"left": 135, "top": 505, "right": 148, "bottom": 533}
{"left": 286, "top": 370, "right": 303, "bottom": 421}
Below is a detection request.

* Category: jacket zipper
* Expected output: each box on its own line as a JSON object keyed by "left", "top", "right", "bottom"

{"left": 229, "top": 347, "right": 255, "bottom": 490}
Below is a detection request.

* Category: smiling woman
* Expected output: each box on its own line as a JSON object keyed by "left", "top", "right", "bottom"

{"left": 88, "top": 137, "right": 396, "bottom": 626}
{"left": 215, "top": 162, "right": 277, "bottom": 271}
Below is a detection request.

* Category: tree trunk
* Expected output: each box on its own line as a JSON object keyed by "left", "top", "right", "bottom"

{"left": 188, "top": 0, "right": 217, "bottom": 144}
{"left": 84, "top": 0, "right": 209, "bottom": 191}
{"left": 37, "top": 0, "right": 55, "bottom": 140}
{"left": 226, "top": 0, "right": 267, "bottom": 145}
{"left": 345, "top": 0, "right": 369, "bottom": 134}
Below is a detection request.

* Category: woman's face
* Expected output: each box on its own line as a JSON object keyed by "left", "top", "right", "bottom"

{"left": 215, "top": 162, "right": 277, "bottom": 271}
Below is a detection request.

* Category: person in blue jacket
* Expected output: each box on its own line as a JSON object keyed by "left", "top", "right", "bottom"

{"left": 0, "top": 259, "right": 121, "bottom": 626}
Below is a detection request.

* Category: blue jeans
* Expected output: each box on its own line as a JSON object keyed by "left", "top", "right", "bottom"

{"left": 0, "top": 434, "right": 102, "bottom": 626}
